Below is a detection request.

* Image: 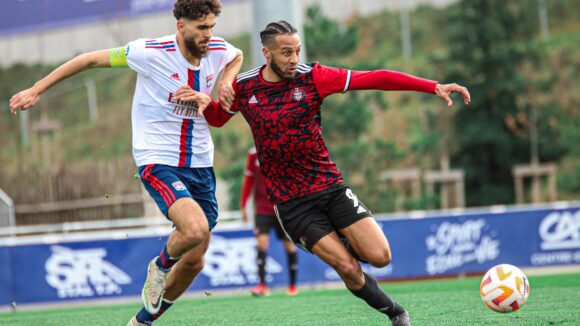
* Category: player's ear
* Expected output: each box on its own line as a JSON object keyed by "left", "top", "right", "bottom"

{"left": 262, "top": 47, "right": 270, "bottom": 60}
{"left": 176, "top": 20, "right": 185, "bottom": 33}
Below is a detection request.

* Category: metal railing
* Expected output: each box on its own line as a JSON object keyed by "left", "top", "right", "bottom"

{"left": 0, "top": 187, "right": 15, "bottom": 229}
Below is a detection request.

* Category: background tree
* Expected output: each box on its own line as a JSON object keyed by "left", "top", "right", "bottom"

{"left": 442, "top": 0, "right": 566, "bottom": 206}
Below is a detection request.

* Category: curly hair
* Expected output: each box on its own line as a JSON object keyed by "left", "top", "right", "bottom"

{"left": 173, "top": 0, "right": 222, "bottom": 20}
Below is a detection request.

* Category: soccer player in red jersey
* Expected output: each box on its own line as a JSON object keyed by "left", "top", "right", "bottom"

{"left": 241, "top": 147, "right": 299, "bottom": 296}
{"left": 182, "top": 20, "right": 470, "bottom": 325}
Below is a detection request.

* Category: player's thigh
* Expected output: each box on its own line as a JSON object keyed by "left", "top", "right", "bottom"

{"left": 139, "top": 164, "right": 194, "bottom": 220}
{"left": 311, "top": 231, "right": 361, "bottom": 276}
{"left": 274, "top": 198, "right": 334, "bottom": 252}
{"left": 340, "top": 217, "right": 391, "bottom": 266}
{"left": 168, "top": 197, "right": 209, "bottom": 234}
{"left": 181, "top": 167, "right": 219, "bottom": 230}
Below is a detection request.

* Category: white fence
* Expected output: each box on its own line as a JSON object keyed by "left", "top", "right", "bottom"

{"left": 0, "top": 188, "right": 15, "bottom": 229}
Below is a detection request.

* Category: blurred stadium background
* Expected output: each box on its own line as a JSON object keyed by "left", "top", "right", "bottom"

{"left": 0, "top": 0, "right": 579, "bottom": 323}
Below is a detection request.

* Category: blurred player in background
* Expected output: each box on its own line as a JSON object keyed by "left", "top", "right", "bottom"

{"left": 181, "top": 20, "right": 471, "bottom": 326}
{"left": 241, "top": 146, "right": 298, "bottom": 296}
{"left": 9, "top": 1, "right": 243, "bottom": 325}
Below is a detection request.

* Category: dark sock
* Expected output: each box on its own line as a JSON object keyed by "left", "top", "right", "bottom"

{"left": 155, "top": 245, "right": 180, "bottom": 271}
{"left": 257, "top": 250, "right": 267, "bottom": 284}
{"left": 136, "top": 299, "right": 174, "bottom": 325}
{"left": 349, "top": 273, "right": 405, "bottom": 319}
{"left": 287, "top": 251, "right": 298, "bottom": 286}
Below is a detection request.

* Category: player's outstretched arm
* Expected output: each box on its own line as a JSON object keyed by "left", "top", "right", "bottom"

{"left": 218, "top": 49, "right": 244, "bottom": 110}
{"left": 9, "top": 50, "right": 112, "bottom": 115}
{"left": 347, "top": 69, "right": 470, "bottom": 107}
{"left": 435, "top": 83, "right": 471, "bottom": 106}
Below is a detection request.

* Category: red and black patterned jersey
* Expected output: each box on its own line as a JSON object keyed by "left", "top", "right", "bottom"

{"left": 229, "top": 62, "right": 352, "bottom": 204}
{"left": 223, "top": 62, "right": 438, "bottom": 204}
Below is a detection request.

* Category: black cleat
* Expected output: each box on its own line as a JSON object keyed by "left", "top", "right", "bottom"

{"left": 390, "top": 311, "right": 411, "bottom": 326}
{"left": 339, "top": 236, "right": 368, "bottom": 264}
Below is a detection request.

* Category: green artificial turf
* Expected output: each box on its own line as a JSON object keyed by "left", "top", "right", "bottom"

{"left": 1, "top": 272, "right": 578, "bottom": 325}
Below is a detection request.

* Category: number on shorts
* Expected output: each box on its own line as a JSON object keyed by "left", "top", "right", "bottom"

{"left": 345, "top": 189, "right": 359, "bottom": 208}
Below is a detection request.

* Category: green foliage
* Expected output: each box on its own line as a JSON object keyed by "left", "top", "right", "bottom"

{"left": 322, "top": 93, "right": 371, "bottom": 143}
{"left": 2, "top": 1, "right": 579, "bottom": 210}
{"left": 443, "top": 0, "right": 567, "bottom": 206}
{"left": 304, "top": 4, "right": 359, "bottom": 60}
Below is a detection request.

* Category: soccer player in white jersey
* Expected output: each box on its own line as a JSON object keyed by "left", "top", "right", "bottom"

{"left": 9, "top": 1, "right": 243, "bottom": 325}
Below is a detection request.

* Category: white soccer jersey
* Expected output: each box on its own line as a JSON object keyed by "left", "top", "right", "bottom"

{"left": 125, "top": 34, "right": 238, "bottom": 168}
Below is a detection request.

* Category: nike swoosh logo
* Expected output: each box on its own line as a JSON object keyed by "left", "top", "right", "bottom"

{"left": 150, "top": 291, "right": 163, "bottom": 310}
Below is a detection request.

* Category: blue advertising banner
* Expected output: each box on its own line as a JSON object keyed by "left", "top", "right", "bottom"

{"left": 0, "top": 204, "right": 579, "bottom": 308}
{"left": 0, "top": 0, "right": 240, "bottom": 36}
{"left": 0, "top": 247, "right": 12, "bottom": 305}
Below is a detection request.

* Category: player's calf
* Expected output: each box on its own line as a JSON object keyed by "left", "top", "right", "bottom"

{"left": 348, "top": 272, "right": 408, "bottom": 324}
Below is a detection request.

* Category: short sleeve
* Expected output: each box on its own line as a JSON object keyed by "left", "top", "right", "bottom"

{"left": 312, "top": 63, "right": 352, "bottom": 99}
{"left": 209, "top": 37, "right": 240, "bottom": 71}
{"left": 224, "top": 40, "right": 239, "bottom": 65}
{"left": 125, "top": 38, "right": 150, "bottom": 77}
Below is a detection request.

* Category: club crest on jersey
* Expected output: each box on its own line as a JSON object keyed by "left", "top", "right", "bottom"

{"left": 292, "top": 87, "right": 306, "bottom": 101}
{"left": 172, "top": 181, "right": 187, "bottom": 191}
{"left": 206, "top": 73, "right": 214, "bottom": 87}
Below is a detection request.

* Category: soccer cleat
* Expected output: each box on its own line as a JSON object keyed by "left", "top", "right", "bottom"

{"left": 127, "top": 316, "right": 149, "bottom": 326}
{"left": 141, "top": 257, "right": 169, "bottom": 314}
{"left": 287, "top": 284, "right": 299, "bottom": 296}
{"left": 250, "top": 283, "right": 271, "bottom": 296}
{"left": 390, "top": 311, "right": 411, "bottom": 326}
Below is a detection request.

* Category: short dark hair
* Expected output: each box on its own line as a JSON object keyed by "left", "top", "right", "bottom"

{"left": 173, "top": 0, "right": 222, "bottom": 21}
{"left": 260, "top": 21, "right": 298, "bottom": 47}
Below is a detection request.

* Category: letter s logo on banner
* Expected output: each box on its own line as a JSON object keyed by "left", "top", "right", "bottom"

{"left": 539, "top": 211, "right": 580, "bottom": 250}
{"left": 425, "top": 219, "right": 500, "bottom": 275}
{"left": 45, "top": 246, "right": 131, "bottom": 299}
{"left": 203, "top": 236, "right": 282, "bottom": 286}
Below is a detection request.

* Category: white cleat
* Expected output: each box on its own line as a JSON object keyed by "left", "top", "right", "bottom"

{"left": 141, "top": 257, "right": 169, "bottom": 314}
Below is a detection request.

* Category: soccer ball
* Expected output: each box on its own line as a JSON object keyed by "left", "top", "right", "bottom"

{"left": 480, "top": 264, "right": 530, "bottom": 313}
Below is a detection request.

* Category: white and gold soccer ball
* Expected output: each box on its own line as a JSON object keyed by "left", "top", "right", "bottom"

{"left": 480, "top": 264, "right": 530, "bottom": 313}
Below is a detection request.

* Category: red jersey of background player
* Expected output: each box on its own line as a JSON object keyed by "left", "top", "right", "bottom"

{"left": 240, "top": 147, "right": 276, "bottom": 216}
{"left": 216, "top": 62, "right": 437, "bottom": 204}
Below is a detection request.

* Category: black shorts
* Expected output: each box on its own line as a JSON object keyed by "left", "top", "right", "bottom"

{"left": 254, "top": 214, "right": 286, "bottom": 240}
{"left": 274, "top": 185, "right": 372, "bottom": 252}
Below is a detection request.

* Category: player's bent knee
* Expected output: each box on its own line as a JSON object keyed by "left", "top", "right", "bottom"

{"left": 367, "top": 249, "right": 392, "bottom": 267}
{"left": 334, "top": 259, "right": 362, "bottom": 279}
{"left": 179, "top": 225, "right": 209, "bottom": 247}
{"left": 180, "top": 255, "right": 205, "bottom": 273}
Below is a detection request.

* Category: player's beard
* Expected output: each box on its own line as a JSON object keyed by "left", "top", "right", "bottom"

{"left": 270, "top": 57, "right": 296, "bottom": 82}
{"left": 184, "top": 36, "right": 208, "bottom": 58}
